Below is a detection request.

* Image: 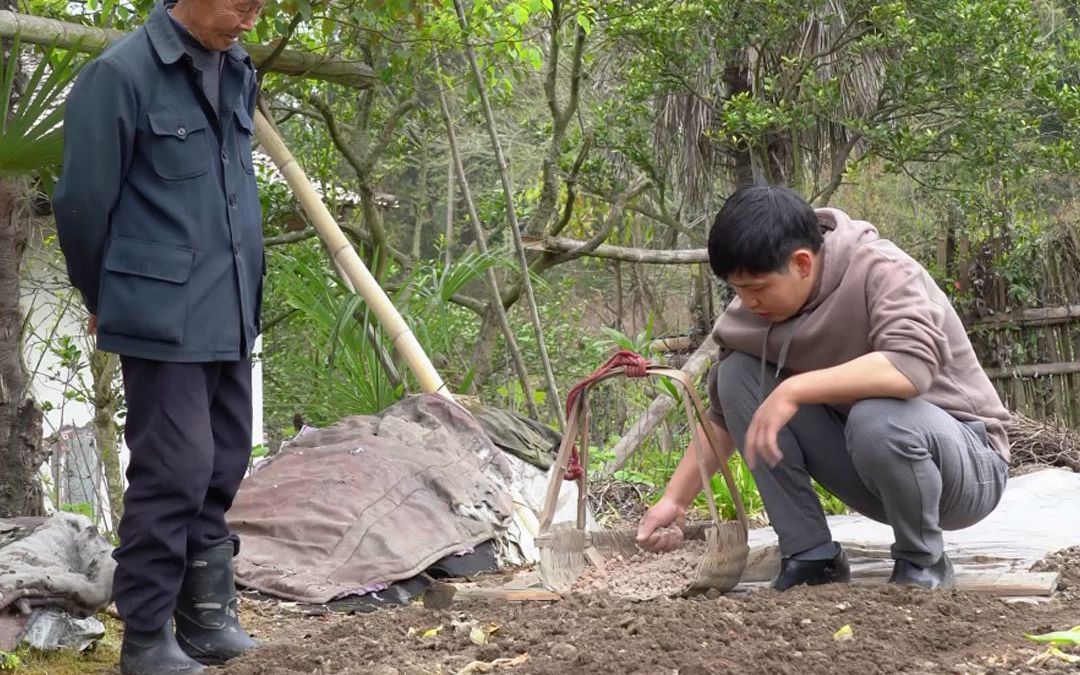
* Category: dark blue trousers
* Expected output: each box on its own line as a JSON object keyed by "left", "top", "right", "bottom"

{"left": 113, "top": 357, "right": 252, "bottom": 632}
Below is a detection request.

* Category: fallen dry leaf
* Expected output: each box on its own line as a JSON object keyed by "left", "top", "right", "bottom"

{"left": 456, "top": 653, "right": 530, "bottom": 674}
{"left": 413, "top": 624, "right": 443, "bottom": 639}
{"left": 469, "top": 626, "right": 488, "bottom": 646}
{"left": 833, "top": 624, "right": 854, "bottom": 641}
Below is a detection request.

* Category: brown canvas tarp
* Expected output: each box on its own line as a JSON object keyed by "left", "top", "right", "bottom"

{"left": 228, "top": 395, "right": 514, "bottom": 603}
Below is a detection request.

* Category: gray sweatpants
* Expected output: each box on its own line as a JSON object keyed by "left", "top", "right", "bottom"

{"left": 715, "top": 352, "right": 1009, "bottom": 566}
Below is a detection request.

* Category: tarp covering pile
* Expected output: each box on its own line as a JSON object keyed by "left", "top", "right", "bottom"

{"left": 0, "top": 513, "right": 114, "bottom": 650}
{"left": 0, "top": 513, "right": 114, "bottom": 614}
{"left": 228, "top": 395, "right": 516, "bottom": 604}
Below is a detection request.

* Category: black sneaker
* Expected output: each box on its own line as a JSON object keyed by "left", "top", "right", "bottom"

{"left": 889, "top": 553, "right": 955, "bottom": 590}
{"left": 771, "top": 546, "right": 851, "bottom": 591}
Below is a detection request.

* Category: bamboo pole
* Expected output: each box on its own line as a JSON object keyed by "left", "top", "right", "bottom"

{"left": 254, "top": 108, "right": 451, "bottom": 399}
{"left": 0, "top": 10, "right": 375, "bottom": 88}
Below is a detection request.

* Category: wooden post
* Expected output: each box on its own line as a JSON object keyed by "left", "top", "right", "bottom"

{"left": 958, "top": 233, "right": 972, "bottom": 295}
{"left": 935, "top": 227, "right": 948, "bottom": 274}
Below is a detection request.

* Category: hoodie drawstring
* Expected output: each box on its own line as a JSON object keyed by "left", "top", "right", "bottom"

{"left": 760, "top": 315, "right": 809, "bottom": 397}
{"left": 759, "top": 323, "right": 773, "bottom": 399}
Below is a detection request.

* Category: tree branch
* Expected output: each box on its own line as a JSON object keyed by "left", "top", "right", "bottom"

{"left": 256, "top": 13, "right": 304, "bottom": 87}
{"left": 543, "top": 0, "right": 562, "bottom": 123}
{"left": 645, "top": 192, "right": 703, "bottom": 244}
{"left": 340, "top": 224, "right": 410, "bottom": 267}
{"left": 526, "top": 1, "right": 590, "bottom": 237}
{"left": 364, "top": 97, "right": 418, "bottom": 174}
{"left": 265, "top": 229, "right": 317, "bottom": 246}
{"left": 268, "top": 103, "right": 329, "bottom": 125}
{"left": 0, "top": 9, "right": 376, "bottom": 88}
{"left": 308, "top": 93, "right": 366, "bottom": 176}
{"left": 552, "top": 178, "right": 649, "bottom": 265}
{"left": 580, "top": 184, "right": 700, "bottom": 242}
{"left": 779, "top": 15, "right": 875, "bottom": 104}
{"left": 435, "top": 50, "right": 540, "bottom": 419}
{"left": 453, "top": 0, "right": 565, "bottom": 427}
{"left": 262, "top": 307, "right": 299, "bottom": 332}
{"left": 550, "top": 133, "right": 592, "bottom": 237}
{"left": 266, "top": 225, "right": 409, "bottom": 268}
{"left": 523, "top": 236, "right": 708, "bottom": 264}
{"left": 307, "top": 93, "right": 400, "bottom": 279}
{"left": 555, "top": 20, "right": 587, "bottom": 134}
{"left": 383, "top": 281, "right": 486, "bottom": 316}
{"left": 811, "top": 132, "right": 862, "bottom": 205}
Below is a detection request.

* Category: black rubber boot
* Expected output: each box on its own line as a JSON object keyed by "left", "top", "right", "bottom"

{"left": 120, "top": 621, "right": 206, "bottom": 675}
{"left": 175, "top": 542, "right": 258, "bottom": 665}
{"left": 771, "top": 546, "right": 851, "bottom": 591}
{"left": 889, "top": 553, "right": 955, "bottom": 590}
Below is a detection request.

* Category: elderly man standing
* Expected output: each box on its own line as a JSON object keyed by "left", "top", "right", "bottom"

{"left": 53, "top": 0, "right": 266, "bottom": 672}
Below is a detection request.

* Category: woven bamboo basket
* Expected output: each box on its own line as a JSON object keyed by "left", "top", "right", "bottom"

{"left": 536, "top": 365, "right": 750, "bottom": 597}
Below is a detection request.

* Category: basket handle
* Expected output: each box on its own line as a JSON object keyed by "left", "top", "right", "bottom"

{"left": 649, "top": 366, "right": 750, "bottom": 535}
{"left": 538, "top": 389, "right": 590, "bottom": 535}
{"left": 536, "top": 365, "right": 750, "bottom": 537}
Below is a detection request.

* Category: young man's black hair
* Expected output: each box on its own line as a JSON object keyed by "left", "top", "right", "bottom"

{"left": 707, "top": 185, "right": 824, "bottom": 279}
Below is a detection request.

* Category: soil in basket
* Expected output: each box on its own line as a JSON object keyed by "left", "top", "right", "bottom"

{"left": 573, "top": 539, "right": 708, "bottom": 599}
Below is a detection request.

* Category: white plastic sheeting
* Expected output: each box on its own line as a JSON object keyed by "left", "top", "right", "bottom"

{"left": 741, "top": 468, "right": 1080, "bottom": 582}
{"left": 494, "top": 452, "right": 595, "bottom": 566}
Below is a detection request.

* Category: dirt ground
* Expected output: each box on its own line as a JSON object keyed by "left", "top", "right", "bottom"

{"left": 1032, "top": 546, "right": 1080, "bottom": 601}
{"left": 220, "top": 547, "right": 1080, "bottom": 675}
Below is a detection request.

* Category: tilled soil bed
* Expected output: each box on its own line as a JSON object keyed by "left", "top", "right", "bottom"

{"left": 223, "top": 547, "right": 1080, "bottom": 675}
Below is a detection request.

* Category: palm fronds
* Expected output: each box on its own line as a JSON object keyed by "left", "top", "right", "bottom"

{"left": 0, "top": 36, "right": 85, "bottom": 179}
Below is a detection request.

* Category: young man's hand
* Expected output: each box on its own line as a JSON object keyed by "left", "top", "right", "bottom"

{"left": 87, "top": 314, "right": 97, "bottom": 336}
{"left": 636, "top": 496, "right": 687, "bottom": 552}
{"left": 743, "top": 384, "right": 798, "bottom": 469}
{"left": 742, "top": 353, "right": 920, "bottom": 470}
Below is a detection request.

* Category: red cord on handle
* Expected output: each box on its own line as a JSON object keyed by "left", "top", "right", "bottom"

{"left": 562, "top": 350, "right": 651, "bottom": 480}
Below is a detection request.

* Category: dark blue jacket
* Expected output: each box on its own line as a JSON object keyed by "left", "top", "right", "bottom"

{"left": 53, "top": 2, "right": 263, "bottom": 362}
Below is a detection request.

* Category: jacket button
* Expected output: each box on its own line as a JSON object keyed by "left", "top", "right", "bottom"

{"left": 233, "top": 243, "right": 240, "bottom": 255}
{"left": 228, "top": 194, "right": 237, "bottom": 207}
{"left": 177, "top": 126, "right": 187, "bottom": 137}
{"left": 221, "top": 149, "right": 228, "bottom": 162}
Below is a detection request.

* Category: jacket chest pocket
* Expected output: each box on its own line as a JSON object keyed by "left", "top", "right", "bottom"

{"left": 234, "top": 107, "right": 255, "bottom": 174}
{"left": 148, "top": 108, "right": 210, "bottom": 180}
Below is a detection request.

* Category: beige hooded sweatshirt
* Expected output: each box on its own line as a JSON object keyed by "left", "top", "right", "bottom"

{"left": 706, "top": 208, "right": 1012, "bottom": 461}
